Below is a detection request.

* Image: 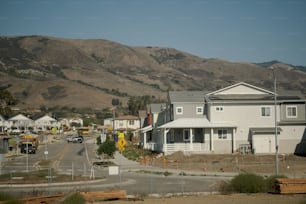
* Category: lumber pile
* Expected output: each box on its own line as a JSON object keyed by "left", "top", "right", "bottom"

{"left": 275, "top": 178, "right": 306, "bottom": 194}
{"left": 80, "top": 190, "right": 127, "bottom": 202}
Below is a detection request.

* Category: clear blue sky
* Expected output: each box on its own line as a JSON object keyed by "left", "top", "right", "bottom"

{"left": 1, "top": 0, "right": 306, "bottom": 65}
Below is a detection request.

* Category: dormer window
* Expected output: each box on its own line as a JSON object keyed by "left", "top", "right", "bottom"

{"left": 176, "top": 107, "right": 183, "bottom": 115}
{"left": 196, "top": 107, "right": 203, "bottom": 114}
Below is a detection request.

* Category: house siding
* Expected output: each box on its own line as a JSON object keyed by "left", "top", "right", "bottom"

{"left": 280, "top": 103, "right": 306, "bottom": 122}
{"left": 278, "top": 125, "right": 305, "bottom": 154}
{"left": 172, "top": 102, "right": 205, "bottom": 120}
{"left": 210, "top": 103, "right": 277, "bottom": 140}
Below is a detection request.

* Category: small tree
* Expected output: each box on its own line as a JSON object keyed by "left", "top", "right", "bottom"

{"left": 96, "top": 136, "right": 101, "bottom": 145}
{"left": 97, "top": 138, "right": 116, "bottom": 158}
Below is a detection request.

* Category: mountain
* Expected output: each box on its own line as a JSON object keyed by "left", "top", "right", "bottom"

{"left": 255, "top": 60, "right": 306, "bottom": 72}
{"left": 0, "top": 36, "right": 305, "bottom": 110}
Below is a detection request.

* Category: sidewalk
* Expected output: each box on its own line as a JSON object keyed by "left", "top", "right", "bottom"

{"left": 110, "top": 151, "right": 145, "bottom": 169}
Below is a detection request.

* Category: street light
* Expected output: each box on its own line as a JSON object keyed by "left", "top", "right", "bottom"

{"left": 272, "top": 67, "right": 279, "bottom": 176}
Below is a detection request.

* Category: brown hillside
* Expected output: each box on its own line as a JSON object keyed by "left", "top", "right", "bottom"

{"left": 0, "top": 36, "right": 305, "bottom": 110}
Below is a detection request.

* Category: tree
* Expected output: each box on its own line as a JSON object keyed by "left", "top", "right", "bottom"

{"left": 96, "top": 108, "right": 113, "bottom": 120}
{"left": 97, "top": 138, "right": 116, "bottom": 158}
{"left": 127, "top": 95, "right": 152, "bottom": 115}
{"left": 0, "top": 89, "right": 18, "bottom": 117}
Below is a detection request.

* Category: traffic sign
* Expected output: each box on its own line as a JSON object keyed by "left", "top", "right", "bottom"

{"left": 118, "top": 132, "right": 125, "bottom": 139}
{"left": 118, "top": 138, "right": 126, "bottom": 152}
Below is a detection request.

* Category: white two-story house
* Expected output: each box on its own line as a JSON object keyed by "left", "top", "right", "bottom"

{"left": 113, "top": 115, "right": 141, "bottom": 138}
{"left": 143, "top": 82, "right": 306, "bottom": 155}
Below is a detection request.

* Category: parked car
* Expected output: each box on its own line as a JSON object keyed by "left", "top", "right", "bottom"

{"left": 67, "top": 135, "right": 83, "bottom": 143}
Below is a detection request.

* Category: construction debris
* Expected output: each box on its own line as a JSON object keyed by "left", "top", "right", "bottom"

{"left": 275, "top": 178, "right": 306, "bottom": 194}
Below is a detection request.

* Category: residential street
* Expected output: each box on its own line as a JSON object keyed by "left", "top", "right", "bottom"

{"left": 0, "top": 135, "right": 227, "bottom": 197}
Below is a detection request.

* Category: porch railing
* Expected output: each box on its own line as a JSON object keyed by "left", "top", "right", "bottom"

{"left": 165, "top": 143, "right": 209, "bottom": 154}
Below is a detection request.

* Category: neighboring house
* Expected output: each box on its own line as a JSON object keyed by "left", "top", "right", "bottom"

{"left": 141, "top": 103, "right": 166, "bottom": 150}
{"left": 58, "top": 117, "right": 84, "bottom": 131}
{"left": 69, "top": 118, "right": 83, "bottom": 127}
{"left": 113, "top": 115, "right": 140, "bottom": 134}
{"left": 34, "top": 115, "right": 60, "bottom": 132}
{"left": 103, "top": 118, "right": 113, "bottom": 127}
{"left": 7, "top": 114, "right": 34, "bottom": 133}
{"left": 142, "top": 82, "right": 306, "bottom": 155}
{"left": 0, "top": 115, "right": 7, "bottom": 133}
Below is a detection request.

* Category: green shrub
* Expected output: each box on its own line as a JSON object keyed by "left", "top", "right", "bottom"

{"left": 163, "top": 171, "right": 172, "bottom": 176}
{"left": 61, "top": 193, "right": 86, "bottom": 204}
{"left": 229, "top": 173, "right": 266, "bottom": 193}
{"left": 97, "top": 138, "right": 116, "bottom": 158}
{"left": 0, "top": 192, "right": 22, "bottom": 204}
{"left": 96, "top": 136, "right": 101, "bottom": 145}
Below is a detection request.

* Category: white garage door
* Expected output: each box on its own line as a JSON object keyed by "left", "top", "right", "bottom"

{"left": 253, "top": 135, "right": 275, "bottom": 154}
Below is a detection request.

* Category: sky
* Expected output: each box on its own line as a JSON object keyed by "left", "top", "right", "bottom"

{"left": 1, "top": 0, "right": 306, "bottom": 65}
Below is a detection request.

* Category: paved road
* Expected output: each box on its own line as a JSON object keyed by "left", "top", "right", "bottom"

{"left": 0, "top": 135, "right": 230, "bottom": 196}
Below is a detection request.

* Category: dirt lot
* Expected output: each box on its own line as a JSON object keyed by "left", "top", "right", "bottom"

{"left": 147, "top": 152, "right": 306, "bottom": 177}
{"left": 98, "top": 194, "right": 306, "bottom": 204}
{"left": 116, "top": 152, "right": 306, "bottom": 204}
{"left": 96, "top": 194, "right": 306, "bottom": 204}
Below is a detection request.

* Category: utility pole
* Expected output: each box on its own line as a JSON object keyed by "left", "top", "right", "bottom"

{"left": 272, "top": 68, "right": 279, "bottom": 176}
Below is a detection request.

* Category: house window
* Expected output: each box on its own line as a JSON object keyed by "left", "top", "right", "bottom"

{"left": 286, "top": 106, "right": 297, "bottom": 118}
{"left": 176, "top": 107, "right": 183, "bottom": 115}
{"left": 196, "top": 107, "right": 203, "bottom": 114}
{"left": 183, "top": 129, "right": 190, "bottom": 142}
{"left": 216, "top": 106, "right": 224, "bottom": 112}
{"left": 218, "top": 129, "right": 227, "bottom": 139}
{"left": 129, "top": 120, "right": 134, "bottom": 125}
{"left": 261, "top": 107, "right": 271, "bottom": 117}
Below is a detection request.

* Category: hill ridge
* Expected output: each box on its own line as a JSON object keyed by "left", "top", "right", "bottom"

{"left": 0, "top": 35, "right": 305, "bottom": 109}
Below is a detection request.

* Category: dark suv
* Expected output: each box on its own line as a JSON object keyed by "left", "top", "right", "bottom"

{"left": 20, "top": 144, "right": 36, "bottom": 154}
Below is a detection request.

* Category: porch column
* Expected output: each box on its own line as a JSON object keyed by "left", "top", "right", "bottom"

{"left": 163, "top": 128, "right": 169, "bottom": 153}
{"left": 210, "top": 128, "right": 214, "bottom": 152}
{"left": 190, "top": 128, "right": 193, "bottom": 151}
{"left": 232, "top": 128, "right": 236, "bottom": 153}
{"left": 143, "top": 132, "right": 147, "bottom": 149}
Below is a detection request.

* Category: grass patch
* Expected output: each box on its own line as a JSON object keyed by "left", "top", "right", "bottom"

{"left": 0, "top": 192, "right": 22, "bottom": 204}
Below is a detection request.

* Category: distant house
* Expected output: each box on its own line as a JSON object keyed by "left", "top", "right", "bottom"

{"left": 141, "top": 82, "right": 306, "bottom": 155}
{"left": 7, "top": 114, "right": 34, "bottom": 133}
{"left": 103, "top": 118, "right": 113, "bottom": 127}
{"left": 113, "top": 115, "right": 141, "bottom": 133}
{"left": 34, "top": 115, "right": 60, "bottom": 132}
{"left": 69, "top": 118, "right": 83, "bottom": 127}
{"left": 59, "top": 117, "right": 84, "bottom": 129}
{"left": 0, "top": 115, "right": 8, "bottom": 133}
